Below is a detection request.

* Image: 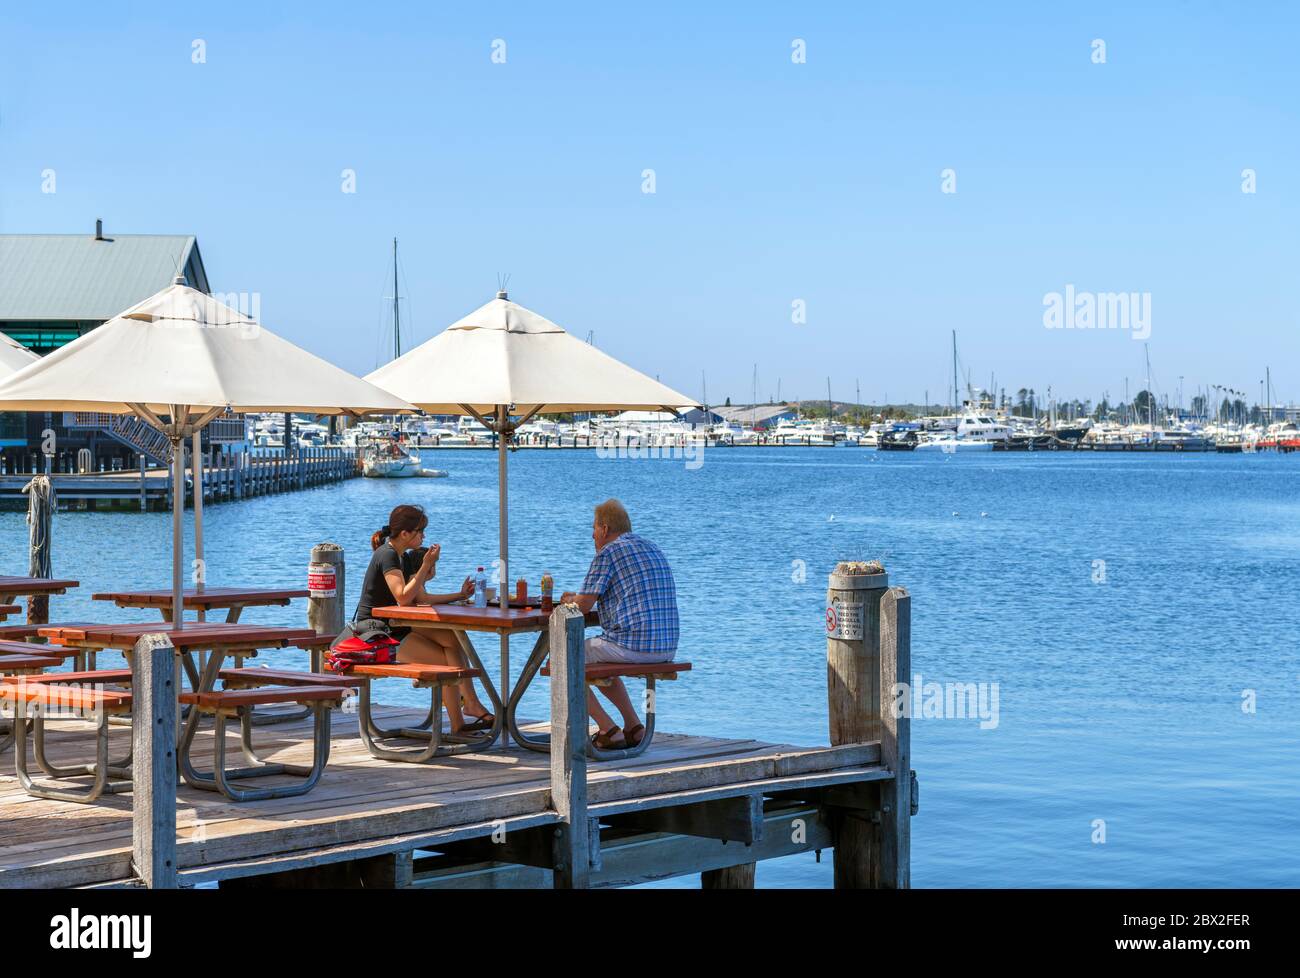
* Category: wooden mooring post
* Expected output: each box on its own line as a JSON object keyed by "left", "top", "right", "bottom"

{"left": 22, "top": 474, "right": 53, "bottom": 625}
{"left": 549, "top": 604, "right": 592, "bottom": 888}
{"left": 825, "top": 562, "right": 913, "bottom": 888}
{"left": 307, "top": 543, "right": 344, "bottom": 672}
{"left": 131, "top": 633, "right": 178, "bottom": 888}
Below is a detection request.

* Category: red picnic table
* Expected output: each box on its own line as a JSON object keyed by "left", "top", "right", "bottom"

{"left": 22, "top": 622, "right": 340, "bottom": 799}
{"left": 91, "top": 586, "right": 310, "bottom": 624}
{"left": 0, "top": 576, "right": 79, "bottom": 621}
{"left": 39, "top": 621, "right": 330, "bottom": 705}
{"left": 373, "top": 600, "right": 600, "bottom": 749}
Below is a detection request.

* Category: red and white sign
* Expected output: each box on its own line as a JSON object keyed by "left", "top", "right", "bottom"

{"left": 308, "top": 562, "right": 337, "bottom": 598}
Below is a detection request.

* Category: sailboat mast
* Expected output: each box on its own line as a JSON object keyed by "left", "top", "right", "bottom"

{"left": 1144, "top": 343, "right": 1153, "bottom": 428}
{"left": 392, "top": 237, "right": 400, "bottom": 360}
{"left": 951, "top": 331, "right": 959, "bottom": 413}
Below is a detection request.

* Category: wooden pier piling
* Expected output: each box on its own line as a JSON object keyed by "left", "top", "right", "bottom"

{"left": 21, "top": 475, "right": 53, "bottom": 625}
{"left": 549, "top": 605, "right": 592, "bottom": 888}
{"left": 130, "top": 633, "right": 179, "bottom": 889}
{"left": 825, "top": 563, "right": 912, "bottom": 888}
{"left": 307, "top": 543, "right": 345, "bottom": 672}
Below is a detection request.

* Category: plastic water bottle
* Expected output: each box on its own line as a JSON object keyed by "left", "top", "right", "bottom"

{"left": 474, "top": 566, "right": 487, "bottom": 607}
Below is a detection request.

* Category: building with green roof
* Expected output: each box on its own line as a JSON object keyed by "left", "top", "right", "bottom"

{"left": 0, "top": 221, "right": 212, "bottom": 460}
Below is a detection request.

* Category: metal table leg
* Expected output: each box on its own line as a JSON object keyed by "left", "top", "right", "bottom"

{"left": 506, "top": 632, "right": 553, "bottom": 752}
{"left": 452, "top": 631, "right": 504, "bottom": 749}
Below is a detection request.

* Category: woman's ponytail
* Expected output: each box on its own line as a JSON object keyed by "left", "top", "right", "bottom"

{"left": 374, "top": 507, "right": 426, "bottom": 550}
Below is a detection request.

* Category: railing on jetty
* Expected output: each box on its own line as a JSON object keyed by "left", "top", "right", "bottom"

{"left": 0, "top": 447, "right": 360, "bottom": 511}
{"left": 0, "top": 558, "right": 916, "bottom": 890}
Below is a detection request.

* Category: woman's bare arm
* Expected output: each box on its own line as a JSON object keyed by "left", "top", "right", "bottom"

{"left": 384, "top": 567, "right": 432, "bottom": 606}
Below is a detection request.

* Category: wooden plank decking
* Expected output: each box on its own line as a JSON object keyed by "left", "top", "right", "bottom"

{"left": 0, "top": 703, "right": 884, "bottom": 888}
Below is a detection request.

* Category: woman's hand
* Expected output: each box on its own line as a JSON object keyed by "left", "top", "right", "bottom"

{"left": 421, "top": 544, "right": 441, "bottom": 572}
{"left": 459, "top": 575, "right": 475, "bottom": 600}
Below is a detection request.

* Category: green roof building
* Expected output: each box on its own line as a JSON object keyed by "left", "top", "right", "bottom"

{"left": 0, "top": 222, "right": 209, "bottom": 354}
{"left": 0, "top": 222, "right": 212, "bottom": 456}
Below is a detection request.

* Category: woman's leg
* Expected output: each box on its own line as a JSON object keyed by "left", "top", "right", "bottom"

{"left": 398, "top": 632, "right": 468, "bottom": 731}
{"left": 431, "top": 629, "right": 492, "bottom": 718}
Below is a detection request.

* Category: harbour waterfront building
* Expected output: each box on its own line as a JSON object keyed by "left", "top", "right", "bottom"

{"left": 0, "top": 222, "right": 243, "bottom": 470}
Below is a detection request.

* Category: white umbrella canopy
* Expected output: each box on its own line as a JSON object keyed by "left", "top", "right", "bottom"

{"left": 0, "top": 331, "right": 39, "bottom": 376}
{"left": 365, "top": 293, "right": 698, "bottom": 415}
{"left": 0, "top": 282, "right": 412, "bottom": 415}
{"left": 0, "top": 280, "right": 416, "bottom": 626}
{"left": 366, "top": 292, "right": 697, "bottom": 744}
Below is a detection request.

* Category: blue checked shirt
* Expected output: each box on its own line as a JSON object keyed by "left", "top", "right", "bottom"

{"left": 580, "top": 532, "right": 679, "bottom": 654}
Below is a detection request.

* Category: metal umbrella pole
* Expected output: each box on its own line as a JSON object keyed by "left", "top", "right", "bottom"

{"left": 192, "top": 431, "right": 206, "bottom": 622}
{"left": 171, "top": 431, "right": 185, "bottom": 630}
{"left": 497, "top": 404, "right": 510, "bottom": 749}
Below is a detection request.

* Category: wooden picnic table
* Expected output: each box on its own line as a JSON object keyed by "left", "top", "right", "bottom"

{"left": 38, "top": 621, "right": 331, "bottom": 739}
{"left": 91, "top": 586, "right": 309, "bottom": 624}
{"left": 0, "top": 576, "right": 79, "bottom": 622}
{"left": 39, "top": 621, "right": 327, "bottom": 688}
{"left": 372, "top": 601, "right": 600, "bottom": 749}
{"left": 0, "top": 576, "right": 80, "bottom": 603}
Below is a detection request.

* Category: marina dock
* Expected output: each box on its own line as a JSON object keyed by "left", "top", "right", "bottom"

{"left": 0, "top": 448, "right": 359, "bottom": 511}
{"left": 0, "top": 706, "right": 891, "bottom": 888}
{"left": 0, "top": 571, "right": 914, "bottom": 890}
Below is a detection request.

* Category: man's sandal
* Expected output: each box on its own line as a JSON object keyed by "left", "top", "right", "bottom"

{"left": 622, "top": 723, "right": 646, "bottom": 748}
{"left": 591, "top": 727, "right": 627, "bottom": 750}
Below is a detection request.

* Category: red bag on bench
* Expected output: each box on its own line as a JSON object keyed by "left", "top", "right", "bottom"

{"left": 325, "top": 634, "right": 399, "bottom": 674}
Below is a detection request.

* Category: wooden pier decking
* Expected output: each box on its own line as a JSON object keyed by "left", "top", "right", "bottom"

{"left": 0, "top": 703, "right": 889, "bottom": 889}
{"left": 0, "top": 448, "right": 360, "bottom": 511}
{"left": 0, "top": 567, "right": 913, "bottom": 890}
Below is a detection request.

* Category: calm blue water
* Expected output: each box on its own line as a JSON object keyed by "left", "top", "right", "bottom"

{"left": 3, "top": 447, "right": 1298, "bottom": 887}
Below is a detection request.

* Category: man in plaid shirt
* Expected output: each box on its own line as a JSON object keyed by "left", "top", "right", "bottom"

{"left": 560, "top": 498, "right": 678, "bottom": 750}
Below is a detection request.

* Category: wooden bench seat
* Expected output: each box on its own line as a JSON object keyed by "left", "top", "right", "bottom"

{"left": 12, "top": 668, "right": 134, "bottom": 686}
{"left": 0, "top": 622, "right": 93, "bottom": 641}
{"left": 181, "top": 686, "right": 344, "bottom": 711}
{"left": 350, "top": 662, "right": 493, "bottom": 763}
{"left": 0, "top": 681, "right": 132, "bottom": 712}
{"left": 532, "top": 660, "right": 693, "bottom": 760}
{"left": 0, "top": 653, "right": 66, "bottom": 673}
{"left": 349, "top": 662, "right": 481, "bottom": 683}
{"left": 540, "top": 661, "right": 692, "bottom": 680}
{"left": 218, "top": 667, "right": 362, "bottom": 689}
{"left": 0, "top": 640, "right": 83, "bottom": 660}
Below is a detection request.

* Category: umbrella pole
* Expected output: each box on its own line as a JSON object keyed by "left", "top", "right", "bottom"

{"left": 192, "top": 431, "right": 206, "bottom": 624}
{"left": 171, "top": 436, "right": 185, "bottom": 630}
{"left": 497, "top": 405, "right": 510, "bottom": 749}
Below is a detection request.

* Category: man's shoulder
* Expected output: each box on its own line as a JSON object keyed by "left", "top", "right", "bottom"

{"left": 615, "top": 533, "right": 670, "bottom": 565}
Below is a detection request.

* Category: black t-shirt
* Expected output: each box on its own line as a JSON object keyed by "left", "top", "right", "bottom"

{"left": 355, "top": 543, "right": 404, "bottom": 622}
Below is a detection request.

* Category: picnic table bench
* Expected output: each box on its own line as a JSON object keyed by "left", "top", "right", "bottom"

{"left": 92, "top": 586, "right": 310, "bottom": 624}
{"left": 372, "top": 602, "right": 600, "bottom": 754}
{"left": 2, "top": 625, "right": 351, "bottom": 803}
{"left": 536, "top": 660, "right": 693, "bottom": 759}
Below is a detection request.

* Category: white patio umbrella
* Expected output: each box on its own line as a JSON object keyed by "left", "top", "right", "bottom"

{"left": 365, "top": 291, "right": 697, "bottom": 732}
{"left": 0, "top": 332, "right": 39, "bottom": 376}
{"left": 0, "top": 279, "right": 414, "bottom": 627}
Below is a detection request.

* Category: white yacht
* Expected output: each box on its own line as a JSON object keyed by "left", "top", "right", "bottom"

{"left": 362, "top": 438, "right": 422, "bottom": 478}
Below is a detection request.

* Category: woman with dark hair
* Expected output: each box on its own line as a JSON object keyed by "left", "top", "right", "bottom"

{"left": 351, "top": 503, "right": 494, "bottom": 733}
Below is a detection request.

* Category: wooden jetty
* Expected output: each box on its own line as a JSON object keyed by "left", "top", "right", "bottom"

{"left": 0, "top": 567, "right": 914, "bottom": 889}
{"left": 0, "top": 448, "right": 359, "bottom": 512}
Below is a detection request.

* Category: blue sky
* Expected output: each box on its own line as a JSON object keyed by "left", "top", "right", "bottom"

{"left": 2, "top": 1, "right": 1297, "bottom": 408}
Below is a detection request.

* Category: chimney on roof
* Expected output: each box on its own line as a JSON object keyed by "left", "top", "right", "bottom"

{"left": 94, "top": 219, "right": 104, "bottom": 240}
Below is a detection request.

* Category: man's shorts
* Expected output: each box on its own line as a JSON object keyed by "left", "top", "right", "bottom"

{"left": 584, "top": 634, "right": 675, "bottom": 665}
